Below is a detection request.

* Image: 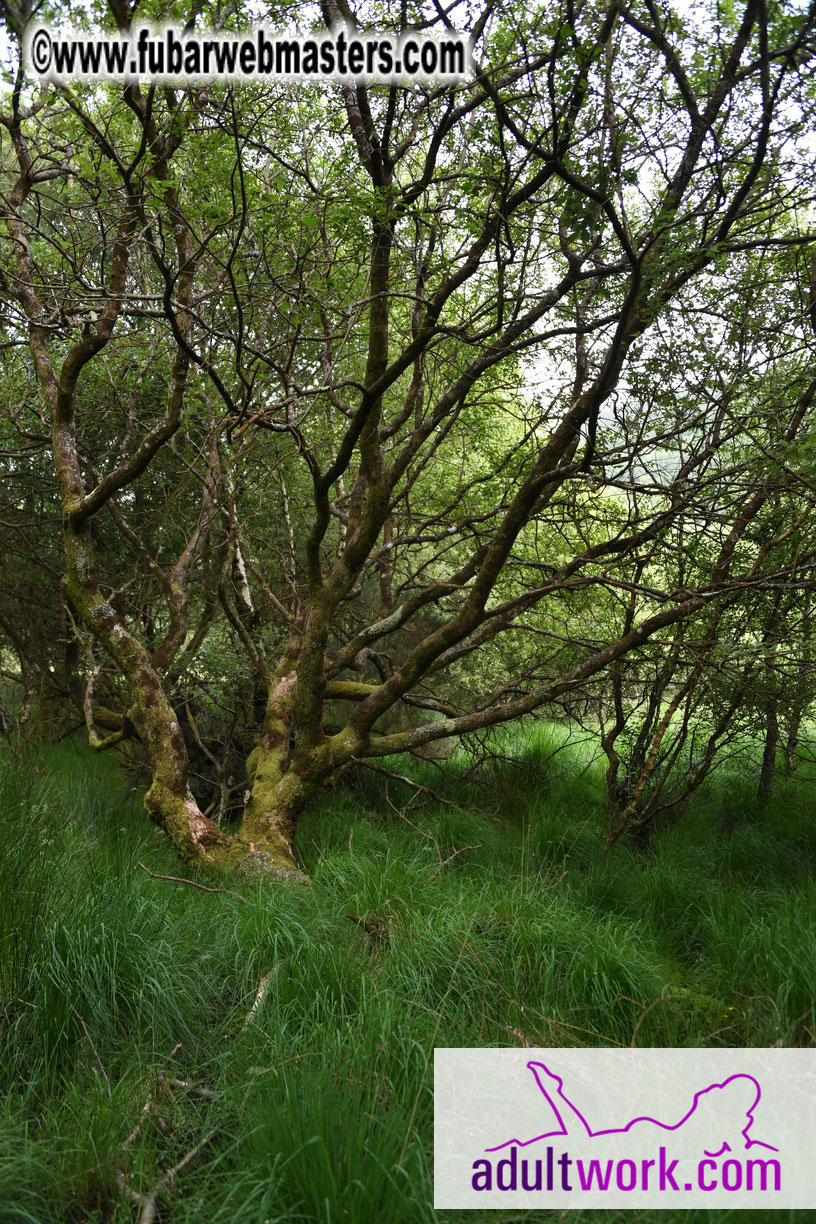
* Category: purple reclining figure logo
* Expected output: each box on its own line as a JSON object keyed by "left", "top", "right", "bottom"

{"left": 487, "top": 1061, "right": 780, "bottom": 1160}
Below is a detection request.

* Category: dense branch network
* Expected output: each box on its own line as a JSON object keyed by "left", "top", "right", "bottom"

{"left": 1, "top": 0, "right": 816, "bottom": 871}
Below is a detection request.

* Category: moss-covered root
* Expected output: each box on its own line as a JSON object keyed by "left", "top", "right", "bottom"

{"left": 145, "top": 785, "right": 310, "bottom": 884}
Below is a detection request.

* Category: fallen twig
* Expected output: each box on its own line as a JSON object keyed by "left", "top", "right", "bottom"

{"left": 429, "top": 844, "right": 481, "bottom": 878}
{"left": 243, "top": 970, "right": 274, "bottom": 1029}
{"left": 116, "top": 1048, "right": 222, "bottom": 1222}
{"left": 384, "top": 789, "right": 446, "bottom": 868}
{"left": 124, "top": 1044, "right": 182, "bottom": 1149}
{"left": 137, "top": 861, "right": 249, "bottom": 905}
{"left": 135, "top": 1128, "right": 219, "bottom": 1224}
{"left": 628, "top": 985, "right": 683, "bottom": 1047}
{"left": 159, "top": 1076, "right": 222, "bottom": 1102}
{"left": 124, "top": 1096, "right": 154, "bottom": 1151}
{"left": 357, "top": 758, "right": 463, "bottom": 808}
{"left": 346, "top": 913, "right": 391, "bottom": 944}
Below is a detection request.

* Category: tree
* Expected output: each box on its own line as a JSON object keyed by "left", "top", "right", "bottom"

{"left": 2, "top": 0, "right": 816, "bottom": 876}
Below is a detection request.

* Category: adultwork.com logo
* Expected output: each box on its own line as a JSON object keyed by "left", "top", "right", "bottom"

{"left": 434, "top": 1049, "right": 814, "bottom": 1209}
{"left": 473, "top": 1060, "right": 780, "bottom": 1195}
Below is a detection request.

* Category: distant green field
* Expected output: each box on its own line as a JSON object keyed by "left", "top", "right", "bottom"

{"left": 1, "top": 727, "right": 815, "bottom": 1223}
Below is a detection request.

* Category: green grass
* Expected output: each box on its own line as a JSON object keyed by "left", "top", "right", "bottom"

{"left": 0, "top": 728, "right": 815, "bottom": 1222}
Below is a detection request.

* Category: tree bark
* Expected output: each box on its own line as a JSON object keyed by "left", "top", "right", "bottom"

{"left": 758, "top": 700, "right": 779, "bottom": 807}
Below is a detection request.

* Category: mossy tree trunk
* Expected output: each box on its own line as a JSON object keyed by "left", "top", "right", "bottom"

{"left": 3, "top": 105, "right": 252, "bottom": 874}
{"left": 5, "top": 0, "right": 816, "bottom": 880}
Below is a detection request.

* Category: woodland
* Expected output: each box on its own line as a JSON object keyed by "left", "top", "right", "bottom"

{"left": 2, "top": 0, "right": 816, "bottom": 1220}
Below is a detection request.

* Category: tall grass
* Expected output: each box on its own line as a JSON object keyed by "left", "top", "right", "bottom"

{"left": 0, "top": 728, "right": 814, "bottom": 1222}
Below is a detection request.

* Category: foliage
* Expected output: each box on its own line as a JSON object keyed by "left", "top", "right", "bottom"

{"left": 3, "top": 0, "right": 816, "bottom": 871}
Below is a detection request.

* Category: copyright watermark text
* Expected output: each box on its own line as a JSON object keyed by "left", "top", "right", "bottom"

{"left": 25, "top": 25, "right": 470, "bottom": 83}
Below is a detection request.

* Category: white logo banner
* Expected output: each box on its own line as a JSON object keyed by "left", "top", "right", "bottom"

{"left": 434, "top": 1048, "right": 816, "bottom": 1208}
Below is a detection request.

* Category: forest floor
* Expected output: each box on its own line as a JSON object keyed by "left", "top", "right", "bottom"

{"left": 1, "top": 724, "right": 815, "bottom": 1223}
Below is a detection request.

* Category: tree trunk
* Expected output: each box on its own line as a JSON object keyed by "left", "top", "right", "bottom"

{"left": 783, "top": 709, "right": 802, "bottom": 776}
{"left": 758, "top": 700, "right": 779, "bottom": 807}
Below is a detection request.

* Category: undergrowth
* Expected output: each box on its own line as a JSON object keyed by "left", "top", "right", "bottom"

{"left": 0, "top": 726, "right": 814, "bottom": 1222}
